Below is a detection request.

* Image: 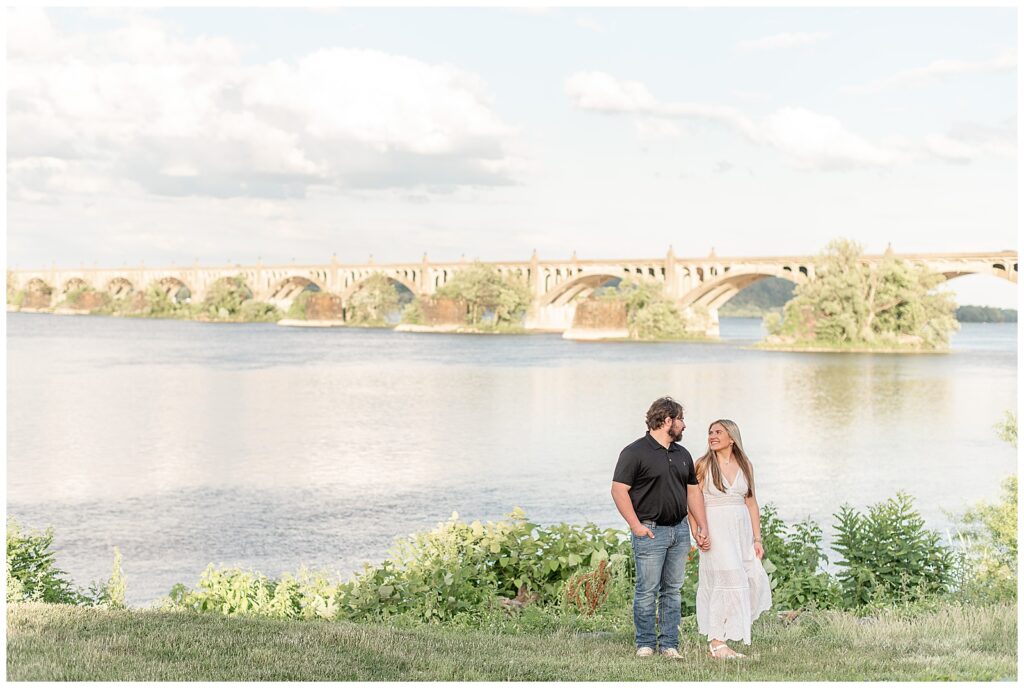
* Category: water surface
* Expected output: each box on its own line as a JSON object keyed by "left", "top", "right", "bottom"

{"left": 7, "top": 313, "right": 1016, "bottom": 605}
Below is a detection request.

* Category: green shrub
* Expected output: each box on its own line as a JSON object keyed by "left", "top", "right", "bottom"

{"left": 166, "top": 509, "right": 632, "bottom": 625}
{"left": 597, "top": 279, "right": 703, "bottom": 339}
{"left": 84, "top": 547, "right": 127, "bottom": 609}
{"left": 956, "top": 475, "right": 1017, "bottom": 601}
{"left": 286, "top": 291, "right": 314, "bottom": 320}
{"left": 200, "top": 275, "right": 253, "bottom": 319}
{"left": 347, "top": 274, "right": 400, "bottom": 326}
{"left": 759, "top": 504, "right": 842, "bottom": 610}
{"left": 238, "top": 300, "right": 282, "bottom": 323}
{"left": 435, "top": 263, "right": 531, "bottom": 327}
{"left": 833, "top": 492, "right": 955, "bottom": 607}
{"left": 6, "top": 518, "right": 87, "bottom": 605}
{"left": 400, "top": 299, "right": 425, "bottom": 325}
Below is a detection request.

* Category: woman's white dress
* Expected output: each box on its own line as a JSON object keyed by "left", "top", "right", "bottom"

{"left": 696, "top": 468, "right": 772, "bottom": 644}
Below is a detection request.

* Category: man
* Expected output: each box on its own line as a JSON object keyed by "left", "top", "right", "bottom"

{"left": 611, "top": 396, "right": 710, "bottom": 659}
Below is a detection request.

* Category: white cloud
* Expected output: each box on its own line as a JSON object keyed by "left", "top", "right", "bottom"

{"left": 565, "top": 70, "right": 1013, "bottom": 170}
{"left": 7, "top": 10, "right": 521, "bottom": 202}
{"left": 566, "top": 71, "right": 896, "bottom": 169}
{"left": 737, "top": 32, "right": 829, "bottom": 52}
{"left": 843, "top": 49, "right": 1017, "bottom": 94}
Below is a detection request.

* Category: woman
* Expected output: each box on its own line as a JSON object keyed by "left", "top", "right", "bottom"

{"left": 688, "top": 419, "right": 772, "bottom": 659}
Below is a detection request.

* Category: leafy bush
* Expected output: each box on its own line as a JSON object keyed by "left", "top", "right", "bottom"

{"left": 759, "top": 504, "right": 842, "bottom": 610}
{"left": 833, "top": 492, "right": 955, "bottom": 607}
{"left": 286, "top": 290, "right": 314, "bottom": 319}
{"left": 7, "top": 518, "right": 87, "bottom": 604}
{"left": 956, "top": 476, "right": 1017, "bottom": 601}
{"left": 62, "top": 285, "right": 111, "bottom": 311}
{"left": 435, "top": 263, "right": 531, "bottom": 327}
{"left": 597, "top": 279, "right": 706, "bottom": 339}
{"left": 995, "top": 411, "right": 1017, "bottom": 448}
{"left": 200, "top": 275, "right": 253, "bottom": 318}
{"left": 166, "top": 509, "right": 631, "bottom": 624}
{"left": 399, "top": 298, "right": 425, "bottom": 325}
{"left": 347, "top": 274, "right": 400, "bottom": 326}
{"left": 238, "top": 300, "right": 283, "bottom": 323}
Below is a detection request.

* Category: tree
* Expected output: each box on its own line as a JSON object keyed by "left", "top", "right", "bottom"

{"left": 347, "top": 274, "right": 401, "bottom": 326}
{"left": 767, "top": 239, "right": 959, "bottom": 349}
{"left": 435, "top": 263, "right": 531, "bottom": 327}
{"left": 597, "top": 278, "right": 701, "bottom": 339}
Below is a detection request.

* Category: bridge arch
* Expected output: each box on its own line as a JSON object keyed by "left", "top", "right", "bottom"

{"left": 62, "top": 277, "right": 91, "bottom": 294}
{"left": 269, "top": 275, "right": 323, "bottom": 301}
{"left": 541, "top": 273, "right": 623, "bottom": 307}
{"left": 681, "top": 270, "right": 802, "bottom": 311}
{"left": 937, "top": 261, "right": 1018, "bottom": 283}
{"left": 150, "top": 276, "right": 194, "bottom": 303}
{"left": 341, "top": 271, "right": 418, "bottom": 301}
{"left": 106, "top": 277, "right": 135, "bottom": 298}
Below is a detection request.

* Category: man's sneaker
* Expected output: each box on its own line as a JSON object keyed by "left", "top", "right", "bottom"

{"left": 660, "top": 648, "right": 683, "bottom": 660}
{"left": 636, "top": 647, "right": 655, "bottom": 658}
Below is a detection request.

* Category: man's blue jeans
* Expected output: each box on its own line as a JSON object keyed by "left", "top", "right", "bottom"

{"left": 631, "top": 519, "right": 691, "bottom": 651}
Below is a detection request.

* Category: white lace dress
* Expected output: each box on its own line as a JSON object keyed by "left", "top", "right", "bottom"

{"left": 696, "top": 468, "right": 772, "bottom": 644}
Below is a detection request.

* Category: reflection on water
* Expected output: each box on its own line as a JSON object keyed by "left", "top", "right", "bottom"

{"left": 7, "top": 313, "right": 1017, "bottom": 605}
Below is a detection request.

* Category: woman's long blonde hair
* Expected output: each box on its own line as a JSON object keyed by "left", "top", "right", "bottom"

{"left": 695, "top": 419, "right": 755, "bottom": 497}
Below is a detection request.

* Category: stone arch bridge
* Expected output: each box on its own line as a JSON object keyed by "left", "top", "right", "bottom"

{"left": 8, "top": 249, "right": 1017, "bottom": 334}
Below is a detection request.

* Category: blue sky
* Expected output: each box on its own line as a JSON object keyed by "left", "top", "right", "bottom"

{"left": 7, "top": 6, "right": 1018, "bottom": 305}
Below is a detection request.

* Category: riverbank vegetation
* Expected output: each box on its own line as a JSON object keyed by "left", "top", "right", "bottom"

{"left": 400, "top": 262, "right": 531, "bottom": 331}
{"left": 761, "top": 239, "right": 959, "bottom": 351}
{"left": 956, "top": 305, "right": 1018, "bottom": 323}
{"left": 9, "top": 469, "right": 1016, "bottom": 679}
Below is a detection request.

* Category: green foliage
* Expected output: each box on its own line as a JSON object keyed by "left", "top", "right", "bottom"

{"left": 435, "top": 263, "right": 531, "bottom": 326}
{"left": 832, "top": 492, "right": 955, "bottom": 607}
{"left": 956, "top": 476, "right": 1017, "bottom": 601}
{"left": 768, "top": 239, "right": 959, "bottom": 349}
{"left": 168, "top": 565, "right": 342, "bottom": 620}
{"left": 720, "top": 277, "right": 795, "bottom": 317}
{"left": 399, "top": 298, "right": 425, "bottom": 325}
{"left": 995, "top": 411, "right": 1017, "bottom": 448}
{"left": 11, "top": 289, "right": 27, "bottom": 307}
{"left": 140, "top": 283, "right": 189, "bottom": 318}
{"left": 238, "top": 300, "right": 283, "bottom": 323}
{"left": 597, "top": 279, "right": 703, "bottom": 339}
{"left": 286, "top": 290, "right": 314, "bottom": 320}
{"left": 166, "top": 509, "right": 632, "bottom": 624}
{"left": 347, "top": 274, "right": 400, "bottom": 326}
{"left": 759, "top": 504, "right": 842, "bottom": 610}
{"left": 200, "top": 275, "right": 253, "bottom": 318}
{"left": 62, "top": 285, "right": 111, "bottom": 310}
{"left": 6, "top": 518, "right": 86, "bottom": 605}
{"left": 85, "top": 547, "right": 127, "bottom": 609}
{"left": 956, "top": 305, "right": 1017, "bottom": 323}
{"left": 196, "top": 275, "right": 281, "bottom": 322}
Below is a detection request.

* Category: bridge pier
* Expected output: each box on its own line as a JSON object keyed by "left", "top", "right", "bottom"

{"left": 525, "top": 302, "right": 577, "bottom": 332}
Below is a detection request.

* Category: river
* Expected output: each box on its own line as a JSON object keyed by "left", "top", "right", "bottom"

{"left": 6, "top": 313, "right": 1017, "bottom": 605}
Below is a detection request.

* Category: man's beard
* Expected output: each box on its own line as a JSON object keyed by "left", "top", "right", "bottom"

{"left": 669, "top": 426, "right": 683, "bottom": 442}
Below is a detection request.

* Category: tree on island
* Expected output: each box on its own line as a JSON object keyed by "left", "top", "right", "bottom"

{"left": 346, "top": 274, "right": 401, "bottom": 326}
{"left": 433, "top": 262, "right": 531, "bottom": 328}
{"left": 596, "top": 279, "right": 707, "bottom": 339}
{"left": 764, "top": 239, "right": 959, "bottom": 349}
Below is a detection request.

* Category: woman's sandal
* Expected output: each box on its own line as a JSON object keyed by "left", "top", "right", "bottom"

{"left": 708, "top": 641, "right": 747, "bottom": 659}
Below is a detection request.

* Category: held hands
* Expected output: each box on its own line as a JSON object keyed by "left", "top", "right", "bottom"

{"left": 695, "top": 525, "right": 711, "bottom": 551}
{"left": 753, "top": 541, "right": 764, "bottom": 560}
{"left": 631, "top": 523, "right": 655, "bottom": 539}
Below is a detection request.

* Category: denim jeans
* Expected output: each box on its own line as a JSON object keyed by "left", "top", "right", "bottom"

{"left": 631, "top": 519, "right": 691, "bottom": 651}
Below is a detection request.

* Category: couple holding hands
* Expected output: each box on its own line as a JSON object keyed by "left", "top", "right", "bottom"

{"left": 611, "top": 397, "right": 772, "bottom": 660}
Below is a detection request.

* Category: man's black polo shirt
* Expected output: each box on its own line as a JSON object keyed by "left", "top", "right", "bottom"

{"left": 613, "top": 432, "right": 697, "bottom": 526}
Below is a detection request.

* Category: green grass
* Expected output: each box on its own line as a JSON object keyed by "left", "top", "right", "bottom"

{"left": 7, "top": 600, "right": 1016, "bottom": 681}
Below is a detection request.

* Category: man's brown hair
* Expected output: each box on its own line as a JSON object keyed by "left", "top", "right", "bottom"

{"left": 645, "top": 396, "right": 683, "bottom": 430}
